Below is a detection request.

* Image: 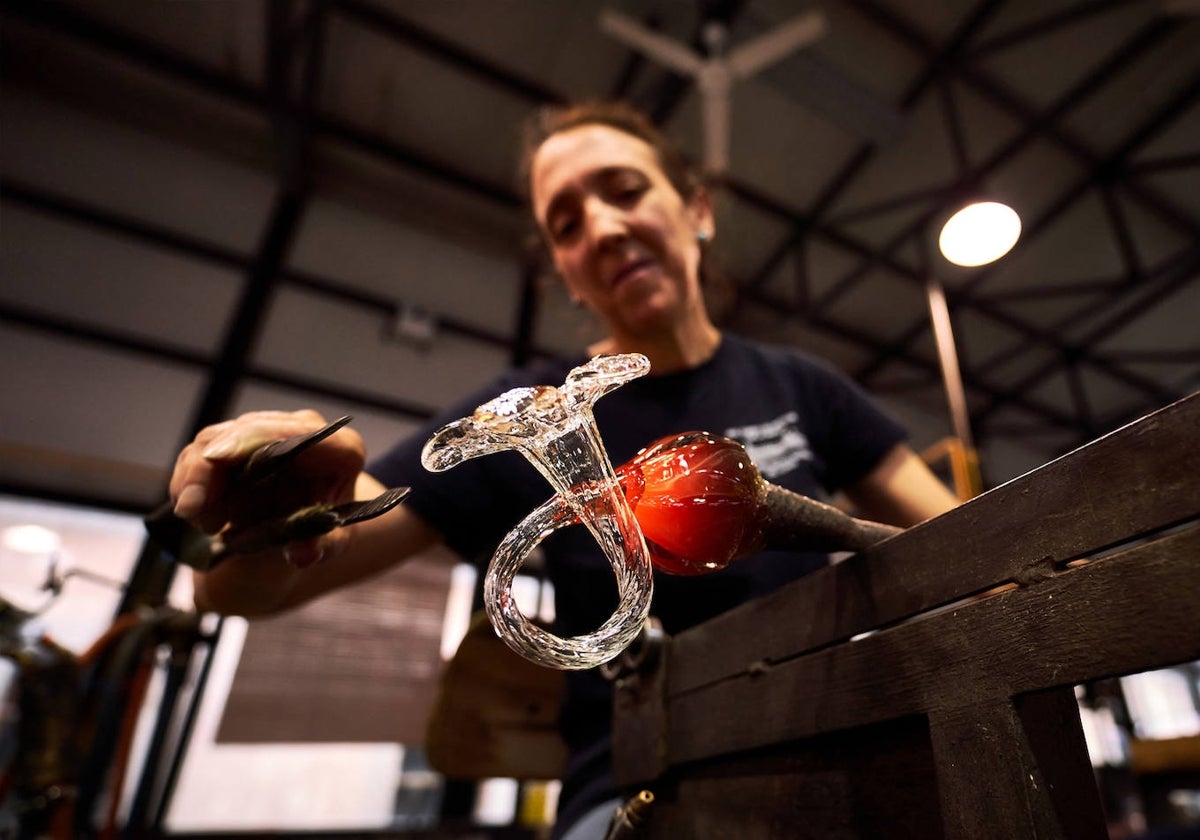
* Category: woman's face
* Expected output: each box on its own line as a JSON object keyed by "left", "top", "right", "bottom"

{"left": 529, "top": 124, "right": 712, "bottom": 339}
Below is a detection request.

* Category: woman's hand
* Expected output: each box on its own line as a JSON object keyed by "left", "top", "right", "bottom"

{"left": 169, "top": 409, "right": 366, "bottom": 568}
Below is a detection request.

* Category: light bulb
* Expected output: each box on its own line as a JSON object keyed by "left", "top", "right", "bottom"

{"left": 938, "top": 201, "right": 1021, "bottom": 267}
{"left": 2, "top": 524, "right": 61, "bottom": 555}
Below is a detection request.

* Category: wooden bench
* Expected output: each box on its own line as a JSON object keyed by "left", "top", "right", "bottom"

{"left": 610, "top": 393, "right": 1200, "bottom": 838}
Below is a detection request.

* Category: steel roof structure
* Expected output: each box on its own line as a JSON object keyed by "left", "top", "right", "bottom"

{"left": 2, "top": 0, "right": 1198, "bottom": 514}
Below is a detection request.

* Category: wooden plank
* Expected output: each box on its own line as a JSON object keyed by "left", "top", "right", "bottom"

{"left": 611, "top": 639, "right": 671, "bottom": 784}
{"left": 628, "top": 696, "right": 1106, "bottom": 838}
{"left": 928, "top": 691, "right": 1108, "bottom": 839}
{"left": 669, "top": 394, "right": 1199, "bottom": 695}
{"left": 639, "top": 716, "right": 944, "bottom": 839}
{"left": 1015, "top": 689, "right": 1110, "bottom": 838}
{"left": 656, "top": 524, "right": 1200, "bottom": 770}
{"left": 929, "top": 701, "right": 1074, "bottom": 839}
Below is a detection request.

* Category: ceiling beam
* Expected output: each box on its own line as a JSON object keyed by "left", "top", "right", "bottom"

{"left": 6, "top": 0, "right": 1192, "bottom": 454}
{"left": 814, "top": 15, "right": 1176, "bottom": 320}
{"left": 0, "top": 300, "right": 438, "bottom": 421}
{"left": 2, "top": 0, "right": 960, "bottom": 398}
{"left": 970, "top": 0, "right": 1143, "bottom": 58}
{"left": 117, "top": 0, "right": 328, "bottom": 617}
{"left": 1, "top": 178, "right": 539, "bottom": 357}
{"left": 331, "top": 0, "right": 562, "bottom": 104}
{"left": 739, "top": 0, "right": 1007, "bottom": 302}
{"left": 721, "top": 182, "right": 1085, "bottom": 434}
{"left": 847, "top": 0, "right": 1199, "bottom": 239}
{"left": 849, "top": 65, "right": 1200, "bottom": 415}
{"left": 972, "top": 242, "right": 1200, "bottom": 436}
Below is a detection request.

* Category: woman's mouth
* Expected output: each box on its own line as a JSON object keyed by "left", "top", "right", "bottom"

{"left": 611, "top": 258, "right": 656, "bottom": 287}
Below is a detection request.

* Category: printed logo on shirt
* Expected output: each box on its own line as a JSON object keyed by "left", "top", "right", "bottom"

{"left": 724, "top": 411, "right": 813, "bottom": 479}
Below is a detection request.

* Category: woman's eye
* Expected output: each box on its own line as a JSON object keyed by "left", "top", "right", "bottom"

{"left": 603, "top": 170, "right": 648, "bottom": 202}
{"left": 551, "top": 215, "right": 579, "bottom": 240}
{"left": 613, "top": 181, "right": 646, "bottom": 202}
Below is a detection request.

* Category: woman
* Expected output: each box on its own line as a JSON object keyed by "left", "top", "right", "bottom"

{"left": 172, "top": 101, "right": 958, "bottom": 838}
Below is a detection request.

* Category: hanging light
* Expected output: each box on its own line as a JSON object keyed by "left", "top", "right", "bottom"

{"left": 1, "top": 524, "right": 61, "bottom": 610}
{"left": 2, "top": 523, "right": 62, "bottom": 555}
{"left": 938, "top": 201, "right": 1022, "bottom": 267}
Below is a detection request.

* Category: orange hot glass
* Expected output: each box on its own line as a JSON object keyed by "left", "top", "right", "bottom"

{"left": 616, "top": 431, "right": 766, "bottom": 575}
{"left": 615, "top": 431, "right": 901, "bottom": 576}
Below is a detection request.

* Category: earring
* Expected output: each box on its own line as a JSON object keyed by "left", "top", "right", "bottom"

{"left": 697, "top": 229, "right": 712, "bottom": 244}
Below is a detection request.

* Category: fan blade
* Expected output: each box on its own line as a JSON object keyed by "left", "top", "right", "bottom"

{"left": 599, "top": 8, "right": 704, "bottom": 77}
{"left": 728, "top": 10, "right": 827, "bottom": 80}
{"left": 701, "top": 81, "right": 731, "bottom": 174}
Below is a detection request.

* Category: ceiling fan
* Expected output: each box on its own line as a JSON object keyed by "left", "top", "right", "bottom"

{"left": 600, "top": 7, "right": 828, "bottom": 175}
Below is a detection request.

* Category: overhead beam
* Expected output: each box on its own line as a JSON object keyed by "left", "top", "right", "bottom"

{"left": 850, "top": 66, "right": 1200, "bottom": 412}
{"left": 2, "top": 0, "right": 950, "bottom": 408}
{"left": 0, "top": 298, "right": 438, "bottom": 421}
{"left": 970, "top": 0, "right": 1142, "bottom": 57}
{"left": 740, "top": 0, "right": 1007, "bottom": 301}
{"left": 847, "top": 0, "right": 1198, "bottom": 239}
{"left": 972, "top": 242, "right": 1200, "bottom": 436}
{"left": 331, "top": 0, "right": 562, "bottom": 105}
{"left": 7, "top": 0, "right": 1193, "bottom": 450}
{"left": 815, "top": 15, "right": 1176, "bottom": 319}
{"left": 719, "top": 179, "right": 1087, "bottom": 435}
{"left": 1, "top": 175, "right": 543, "bottom": 358}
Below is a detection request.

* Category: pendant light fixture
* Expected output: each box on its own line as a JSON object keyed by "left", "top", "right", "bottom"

{"left": 938, "top": 200, "right": 1022, "bottom": 267}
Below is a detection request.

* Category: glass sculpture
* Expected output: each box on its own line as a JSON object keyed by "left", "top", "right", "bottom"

{"left": 423, "top": 353, "right": 902, "bottom": 670}
{"left": 422, "top": 354, "right": 654, "bottom": 670}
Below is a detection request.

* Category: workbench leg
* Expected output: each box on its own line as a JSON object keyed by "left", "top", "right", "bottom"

{"left": 930, "top": 690, "right": 1106, "bottom": 840}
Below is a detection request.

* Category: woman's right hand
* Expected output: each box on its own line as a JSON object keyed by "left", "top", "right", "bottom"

{"left": 169, "top": 409, "right": 367, "bottom": 564}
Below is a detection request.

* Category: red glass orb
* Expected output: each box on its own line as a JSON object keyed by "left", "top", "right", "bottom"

{"left": 616, "top": 431, "right": 766, "bottom": 575}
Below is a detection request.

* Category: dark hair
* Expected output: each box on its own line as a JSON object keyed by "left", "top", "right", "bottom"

{"left": 518, "top": 100, "right": 705, "bottom": 202}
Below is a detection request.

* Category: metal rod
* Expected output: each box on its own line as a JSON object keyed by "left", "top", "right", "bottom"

{"left": 151, "top": 620, "right": 223, "bottom": 830}
{"left": 926, "top": 280, "right": 974, "bottom": 450}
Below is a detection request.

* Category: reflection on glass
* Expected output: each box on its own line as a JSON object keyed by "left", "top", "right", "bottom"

{"left": 616, "top": 431, "right": 901, "bottom": 574}
{"left": 422, "top": 354, "right": 654, "bottom": 670}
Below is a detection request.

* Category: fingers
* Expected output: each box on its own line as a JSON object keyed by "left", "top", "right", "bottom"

{"left": 198, "top": 409, "right": 331, "bottom": 463}
{"left": 169, "top": 410, "right": 361, "bottom": 535}
{"left": 282, "top": 538, "right": 326, "bottom": 569}
{"left": 170, "top": 434, "right": 227, "bottom": 532}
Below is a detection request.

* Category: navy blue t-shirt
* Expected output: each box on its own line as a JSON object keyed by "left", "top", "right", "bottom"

{"left": 369, "top": 333, "right": 907, "bottom": 834}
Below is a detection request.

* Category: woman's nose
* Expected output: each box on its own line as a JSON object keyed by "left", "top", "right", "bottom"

{"left": 584, "top": 200, "right": 628, "bottom": 247}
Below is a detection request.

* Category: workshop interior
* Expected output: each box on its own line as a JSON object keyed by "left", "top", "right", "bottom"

{"left": 1, "top": 0, "right": 1198, "bottom": 838}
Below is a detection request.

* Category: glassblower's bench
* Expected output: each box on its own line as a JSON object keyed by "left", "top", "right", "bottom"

{"left": 609, "top": 393, "right": 1200, "bottom": 839}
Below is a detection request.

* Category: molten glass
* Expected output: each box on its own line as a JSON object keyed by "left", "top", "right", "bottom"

{"left": 615, "top": 431, "right": 900, "bottom": 575}
{"left": 616, "top": 431, "right": 767, "bottom": 575}
{"left": 422, "top": 352, "right": 901, "bottom": 671}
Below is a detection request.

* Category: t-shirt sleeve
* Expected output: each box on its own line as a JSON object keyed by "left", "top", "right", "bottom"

{"left": 801, "top": 357, "right": 908, "bottom": 492}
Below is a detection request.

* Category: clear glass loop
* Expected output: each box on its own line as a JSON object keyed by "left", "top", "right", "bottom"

{"left": 422, "top": 354, "right": 654, "bottom": 670}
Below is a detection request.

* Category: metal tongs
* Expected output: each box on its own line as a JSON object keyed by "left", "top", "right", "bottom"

{"left": 144, "top": 416, "right": 410, "bottom": 571}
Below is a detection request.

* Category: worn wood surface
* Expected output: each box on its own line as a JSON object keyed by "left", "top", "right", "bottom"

{"left": 662, "top": 526, "right": 1200, "bottom": 765}
{"left": 636, "top": 716, "right": 943, "bottom": 839}
{"left": 612, "top": 394, "right": 1200, "bottom": 838}
{"left": 668, "top": 394, "right": 1199, "bottom": 697}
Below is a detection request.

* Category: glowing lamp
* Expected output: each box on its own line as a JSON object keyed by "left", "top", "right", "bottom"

{"left": 2, "top": 524, "right": 62, "bottom": 555}
{"left": 938, "top": 201, "right": 1021, "bottom": 267}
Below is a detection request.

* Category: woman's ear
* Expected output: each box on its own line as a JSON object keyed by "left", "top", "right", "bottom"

{"left": 689, "top": 186, "right": 715, "bottom": 241}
